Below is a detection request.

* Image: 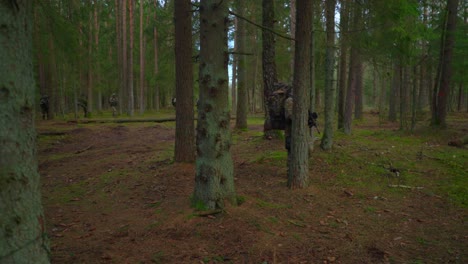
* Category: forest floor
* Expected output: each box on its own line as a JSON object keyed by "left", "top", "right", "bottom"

{"left": 37, "top": 111, "right": 467, "bottom": 264}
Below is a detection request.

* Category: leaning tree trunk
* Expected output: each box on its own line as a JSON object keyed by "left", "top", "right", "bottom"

{"left": 174, "top": 0, "right": 195, "bottom": 162}
{"left": 262, "top": 0, "right": 278, "bottom": 137}
{"left": 194, "top": 0, "right": 236, "bottom": 210}
{"left": 0, "top": 2, "right": 50, "bottom": 262}
{"left": 288, "top": 0, "right": 312, "bottom": 189}
{"left": 431, "top": 0, "right": 459, "bottom": 127}
{"left": 320, "top": 0, "right": 336, "bottom": 151}
{"left": 235, "top": 0, "right": 248, "bottom": 129}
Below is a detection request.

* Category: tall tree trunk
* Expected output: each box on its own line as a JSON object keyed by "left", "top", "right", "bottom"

{"left": 153, "top": 0, "right": 160, "bottom": 111}
{"left": 337, "top": 0, "right": 348, "bottom": 130}
{"left": 122, "top": 0, "right": 128, "bottom": 114}
{"left": 288, "top": 0, "right": 312, "bottom": 189}
{"left": 431, "top": 0, "right": 459, "bottom": 127}
{"left": 231, "top": 17, "right": 237, "bottom": 114}
{"left": 0, "top": 1, "right": 50, "bottom": 262}
{"left": 128, "top": 0, "right": 135, "bottom": 116}
{"left": 194, "top": 0, "right": 236, "bottom": 209}
{"left": 174, "top": 0, "right": 195, "bottom": 162}
{"left": 344, "top": 46, "right": 357, "bottom": 134}
{"left": 94, "top": 3, "right": 101, "bottom": 113}
{"left": 262, "top": 0, "right": 278, "bottom": 136}
{"left": 320, "top": 0, "right": 336, "bottom": 150}
{"left": 235, "top": 0, "right": 248, "bottom": 129}
{"left": 87, "top": 5, "right": 93, "bottom": 115}
{"left": 290, "top": 0, "right": 296, "bottom": 77}
{"left": 139, "top": 0, "right": 145, "bottom": 114}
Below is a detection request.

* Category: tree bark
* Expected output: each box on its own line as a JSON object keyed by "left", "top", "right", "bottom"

{"left": 388, "top": 63, "right": 399, "bottom": 122}
{"left": 122, "top": 0, "right": 128, "bottom": 114}
{"left": 235, "top": 0, "right": 248, "bottom": 129}
{"left": 262, "top": 0, "right": 279, "bottom": 136}
{"left": 231, "top": 17, "right": 237, "bottom": 114}
{"left": 320, "top": 0, "right": 336, "bottom": 150}
{"left": 153, "top": 0, "right": 160, "bottom": 111}
{"left": 174, "top": 0, "right": 195, "bottom": 162}
{"left": 431, "top": 0, "right": 459, "bottom": 127}
{"left": 139, "top": 0, "right": 145, "bottom": 114}
{"left": 337, "top": 0, "right": 348, "bottom": 130}
{"left": 0, "top": 1, "right": 50, "bottom": 262}
{"left": 194, "top": 0, "right": 236, "bottom": 209}
{"left": 128, "top": 0, "right": 135, "bottom": 116}
{"left": 288, "top": 0, "right": 312, "bottom": 189}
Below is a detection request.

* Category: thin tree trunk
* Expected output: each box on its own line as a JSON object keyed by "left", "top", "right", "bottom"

{"left": 290, "top": 0, "right": 296, "bottom": 77}
{"left": 153, "top": 0, "right": 160, "bottom": 111}
{"left": 388, "top": 63, "right": 399, "bottom": 122}
{"left": 262, "top": 0, "right": 278, "bottom": 136}
{"left": 128, "top": 0, "right": 135, "bottom": 116}
{"left": 235, "top": 0, "right": 248, "bottom": 129}
{"left": 0, "top": 2, "right": 50, "bottom": 262}
{"left": 320, "top": 0, "right": 336, "bottom": 150}
{"left": 337, "top": 0, "right": 348, "bottom": 130}
{"left": 231, "top": 17, "right": 237, "bottom": 114}
{"left": 354, "top": 61, "right": 363, "bottom": 120}
{"left": 122, "top": 0, "right": 128, "bottom": 114}
{"left": 87, "top": 5, "right": 93, "bottom": 115}
{"left": 139, "top": 0, "right": 145, "bottom": 114}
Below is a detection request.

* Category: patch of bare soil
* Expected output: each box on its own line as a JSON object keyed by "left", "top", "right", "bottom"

{"left": 37, "top": 116, "right": 467, "bottom": 264}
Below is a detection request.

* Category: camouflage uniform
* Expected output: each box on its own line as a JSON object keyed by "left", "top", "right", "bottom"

{"left": 109, "top": 94, "right": 118, "bottom": 117}
{"left": 39, "top": 95, "right": 49, "bottom": 120}
{"left": 77, "top": 94, "right": 88, "bottom": 117}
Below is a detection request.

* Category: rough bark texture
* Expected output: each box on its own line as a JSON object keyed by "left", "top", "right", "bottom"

{"left": 174, "top": 0, "right": 195, "bottom": 162}
{"left": 262, "top": 0, "right": 278, "bottom": 136}
{"left": 320, "top": 0, "right": 336, "bottom": 150}
{"left": 288, "top": 0, "right": 312, "bottom": 189}
{"left": 194, "top": 0, "right": 236, "bottom": 209}
{"left": 337, "top": 0, "right": 348, "bottom": 130}
{"left": 0, "top": 1, "right": 50, "bottom": 262}
{"left": 235, "top": 0, "right": 248, "bottom": 129}
{"left": 431, "top": 0, "right": 459, "bottom": 127}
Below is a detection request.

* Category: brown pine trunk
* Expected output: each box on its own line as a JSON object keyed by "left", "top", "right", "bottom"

{"left": 337, "top": 0, "right": 348, "bottom": 130}
{"left": 262, "top": 0, "right": 278, "bottom": 136}
{"left": 128, "top": 0, "right": 135, "bottom": 116}
{"left": 231, "top": 17, "right": 237, "bottom": 114}
{"left": 235, "top": 0, "right": 248, "bottom": 129}
{"left": 288, "top": 0, "right": 312, "bottom": 188}
{"left": 122, "top": 0, "right": 128, "bottom": 114}
{"left": 174, "top": 0, "right": 195, "bottom": 162}
{"left": 153, "top": 0, "right": 160, "bottom": 111}
{"left": 431, "top": 0, "right": 459, "bottom": 127}
{"left": 139, "top": 0, "right": 145, "bottom": 114}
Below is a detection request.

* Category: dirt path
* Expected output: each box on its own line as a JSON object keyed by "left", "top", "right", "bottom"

{"left": 37, "top": 116, "right": 467, "bottom": 263}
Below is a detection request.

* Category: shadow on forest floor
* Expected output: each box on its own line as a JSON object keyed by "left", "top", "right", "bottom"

{"left": 37, "top": 111, "right": 467, "bottom": 263}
